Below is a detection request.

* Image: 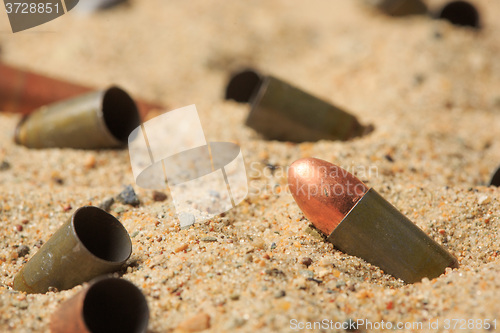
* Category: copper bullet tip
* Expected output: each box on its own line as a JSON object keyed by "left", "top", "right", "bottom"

{"left": 288, "top": 158, "right": 369, "bottom": 235}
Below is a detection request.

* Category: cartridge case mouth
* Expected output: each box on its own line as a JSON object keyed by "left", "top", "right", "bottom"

{"left": 83, "top": 278, "right": 149, "bottom": 333}
{"left": 72, "top": 206, "right": 132, "bottom": 263}
{"left": 436, "top": 1, "right": 480, "bottom": 29}
{"left": 225, "top": 69, "right": 263, "bottom": 103}
{"left": 101, "top": 87, "right": 140, "bottom": 144}
{"left": 13, "top": 115, "right": 28, "bottom": 145}
{"left": 50, "top": 277, "right": 149, "bottom": 333}
{"left": 490, "top": 166, "right": 500, "bottom": 187}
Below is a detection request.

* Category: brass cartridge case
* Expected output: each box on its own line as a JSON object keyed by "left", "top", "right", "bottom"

{"left": 50, "top": 277, "right": 149, "bottom": 333}
{"left": 14, "top": 86, "right": 140, "bottom": 149}
{"left": 327, "top": 189, "right": 459, "bottom": 283}
{"left": 0, "top": 63, "right": 89, "bottom": 115}
{"left": 13, "top": 206, "right": 132, "bottom": 294}
{"left": 0, "top": 63, "right": 162, "bottom": 116}
{"left": 226, "top": 69, "right": 367, "bottom": 142}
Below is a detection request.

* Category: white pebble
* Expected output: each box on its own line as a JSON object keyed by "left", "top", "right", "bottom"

{"left": 478, "top": 195, "right": 491, "bottom": 205}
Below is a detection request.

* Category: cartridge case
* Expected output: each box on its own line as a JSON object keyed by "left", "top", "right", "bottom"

{"left": 327, "top": 189, "right": 459, "bottom": 283}
{"left": 0, "top": 63, "right": 162, "bottom": 116}
{"left": 226, "top": 70, "right": 367, "bottom": 142}
{"left": 364, "top": 0, "right": 427, "bottom": 16}
{"left": 435, "top": 1, "right": 480, "bottom": 29}
{"left": 0, "top": 63, "right": 89, "bottom": 115}
{"left": 50, "top": 277, "right": 149, "bottom": 333}
{"left": 288, "top": 157, "right": 459, "bottom": 284}
{"left": 14, "top": 206, "right": 132, "bottom": 294}
{"left": 14, "top": 86, "right": 140, "bottom": 149}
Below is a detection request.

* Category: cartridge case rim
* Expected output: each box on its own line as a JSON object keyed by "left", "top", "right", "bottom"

{"left": 435, "top": 0, "right": 480, "bottom": 29}
{"left": 225, "top": 69, "right": 263, "bottom": 103}
{"left": 70, "top": 206, "right": 132, "bottom": 264}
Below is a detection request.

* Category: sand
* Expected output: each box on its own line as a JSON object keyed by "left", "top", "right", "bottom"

{"left": 0, "top": 0, "right": 499, "bottom": 332}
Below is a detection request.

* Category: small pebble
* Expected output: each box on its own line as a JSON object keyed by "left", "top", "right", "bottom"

{"left": 152, "top": 191, "right": 168, "bottom": 202}
{"left": 17, "top": 245, "right": 30, "bottom": 257}
{"left": 274, "top": 290, "right": 286, "bottom": 298}
{"left": 21, "top": 219, "right": 29, "bottom": 225}
{"left": 177, "top": 312, "right": 211, "bottom": 332}
{"left": 175, "top": 243, "right": 189, "bottom": 252}
{"left": 179, "top": 213, "right": 196, "bottom": 229}
{"left": 201, "top": 236, "right": 217, "bottom": 242}
{"left": 299, "top": 269, "right": 314, "bottom": 278}
{"left": 98, "top": 197, "right": 115, "bottom": 212}
{"left": 478, "top": 195, "right": 491, "bottom": 205}
{"left": 116, "top": 185, "right": 140, "bottom": 206}
{"left": 84, "top": 154, "right": 96, "bottom": 169}
{"left": 9, "top": 251, "right": 19, "bottom": 260}
{"left": 270, "top": 242, "right": 277, "bottom": 250}
{"left": 15, "top": 225, "right": 23, "bottom": 232}
{"left": 265, "top": 268, "right": 285, "bottom": 277}
{"left": 0, "top": 160, "right": 11, "bottom": 171}
{"left": 47, "top": 286, "right": 59, "bottom": 293}
{"left": 300, "top": 257, "right": 313, "bottom": 267}
{"left": 114, "top": 206, "right": 125, "bottom": 214}
{"left": 54, "top": 178, "right": 65, "bottom": 185}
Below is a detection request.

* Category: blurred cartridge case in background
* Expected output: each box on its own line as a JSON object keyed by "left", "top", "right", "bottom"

{"left": 434, "top": 0, "right": 480, "bottom": 29}
{"left": 14, "top": 86, "right": 140, "bottom": 149}
{"left": 363, "top": 0, "right": 428, "bottom": 16}
{"left": 50, "top": 277, "right": 149, "bottom": 333}
{"left": 13, "top": 206, "right": 132, "bottom": 294}
{"left": 225, "top": 69, "right": 369, "bottom": 143}
{"left": 0, "top": 63, "right": 162, "bottom": 117}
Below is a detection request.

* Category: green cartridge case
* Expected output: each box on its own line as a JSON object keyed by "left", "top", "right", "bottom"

{"left": 327, "top": 189, "right": 459, "bottom": 283}
{"left": 13, "top": 206, "right": 132, "bottom": 294}
{"left": 14, "top": 86, "right": 140, "bottom": 149}
{"left": 225, "top": 69, "right": 367, "bottom": 143}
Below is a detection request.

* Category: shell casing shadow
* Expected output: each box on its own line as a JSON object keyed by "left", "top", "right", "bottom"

{"left": 225, "top": 69, "right": 368, "bottom": 143}
{"left": 328, "top": 189, "right": 459, "bottom": 283}
{"left": 13, "top": 206, "right": 132, "bottom": 294}
{"left": 14, "top": 86, "right": 140, "bottom": 149}
{"left": 50, "top": 277, "right": 149, "bottom": 333}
